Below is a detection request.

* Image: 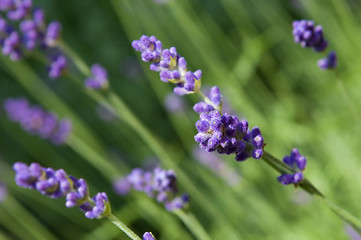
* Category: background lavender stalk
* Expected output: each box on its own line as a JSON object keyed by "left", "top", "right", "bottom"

{"left": 3, "top": 97, "right": 72, "bottom": 145}
{"left": 13, "top": 162, "right": 142, "bottom": 240}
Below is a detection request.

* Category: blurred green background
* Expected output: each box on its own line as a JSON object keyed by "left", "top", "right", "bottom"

{"left": 1, "top": 0, "right": 361, "bottom": 239}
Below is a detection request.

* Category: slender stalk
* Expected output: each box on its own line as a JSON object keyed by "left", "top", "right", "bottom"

{"left": 334, "top": 72, "right": 361, "bottom": 124}
{"left": 261, "top": 151, "right": 361, "bottom": 232}
{"left": 174, "top": 210, "right": 212, "bottom": 240}
{"left": 58, "top": 40, "right": 90, "bottom": 75}
{"left": 107, "top": 214, "right": 142, "bottom": 240}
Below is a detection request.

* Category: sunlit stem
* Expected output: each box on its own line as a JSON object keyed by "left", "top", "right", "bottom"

{"left": 107, "top": 214, "right": 142, "bottom": 240}
{"left": 261, "top": 151, "right": 361, "bottom": 233}
{"left": 174, "top": 210, "right": 212, "bottom": 240}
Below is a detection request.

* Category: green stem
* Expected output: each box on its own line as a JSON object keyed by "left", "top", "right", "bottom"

{"left": 334, "top": 72, "right": 361, "bottom": 124}
{"left": 58, "top": 41, "right": 90, "bottom": 75}
{"left": 261, "top": 151, "right": 361, "bottom": 232}
{"left": 174, "top": 210, "right": 212, "bottom": 240}
{"left": 107, "top": 214, "right": 142, "bottom": 240}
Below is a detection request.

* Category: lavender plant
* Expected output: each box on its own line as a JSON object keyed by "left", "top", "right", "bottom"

{"left": 114, "top": 167, "right": 189, "bottom": 211}
{"left": 1, "top": 1, "right": 361, "bottom": 239}
{"left": 4, "top": 97, "right": 72, "bottom": 145}
{"left": 13, "top": 162, "right": 144, "bottom": 240}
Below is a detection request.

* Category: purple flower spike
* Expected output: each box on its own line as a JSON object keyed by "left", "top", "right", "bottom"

{"left": 194, "top": 110, "right": 264, "bottom": 161}
{"left": 83, "top": 192, "right": 111, "bottom": 219}
{"left": 4, "top": 97, "right": 72, "bottom": 145}
{"left": 113, "top": 166, "right": 188, "bottom": 211}
{"left": 84, "top": 64, "right": 109, "bottom": 90}
{"left": 45, "top": 21, "right": 61, "bottom": 47}
{"left": 14, "top": 162, "right": 112, "bottom": 219}
{"left": 143, "top": 232, "right": 157, "bottom": 240}
{"left": 292, "top": 20, "right": 328, "bottom": 52}
{"left": 277, "top": 148, "right": 307, "bottom": 185}
{"left": 318, "top": 51, "right": 337, "bottom": 70}
{"left": 132, "top": 35, "right": 202, "bottom": 95}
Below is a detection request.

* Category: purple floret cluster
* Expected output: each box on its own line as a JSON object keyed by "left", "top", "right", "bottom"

{"left": 194, "top": 110, "right": 264, "bottom": 161}
{"left": 113, "top": 167, "right": 189, "bottom": 211}
{"left": 84, "top": 64, "right": 109, "bottom": 90}
{"left": 317, "top": 51, "right": 337, "bottom": 70}
{"left": 132, "top": 35, "right": 202, "bottom": 96}
{"left": 4, "top": 97, "right": 72, "bottom": 145}
{"left": 292, "top": 20, "right": 328, "bottom": 52}
{"left": 13, "top": 162, "right": 111, "bottom": 219}
{"left": 277, "top": 148, "right": 307, "bottom": 185}
{"left": 0, "top": 0, "right": 67, "bottom": 78}
{"left": 143, "top": 232, "right": 157, "bottom": 240}
{"left": 292, "top": 20, "right": 337, "bottom": 69}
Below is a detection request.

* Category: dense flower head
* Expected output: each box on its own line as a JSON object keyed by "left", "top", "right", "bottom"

{"left": 292, "top": 20, "right": 328, "bottom": 52}
{"left": 3, "top": 97, "right": 72, "bottom": 145}
{"left": 143, "top": 232, "right": 157, "bottom": 240}
{"left": 13, "top": 162, "right": 111, "bottom": 219}
{"left": 132, "top": 35, "right": 202, "bottom": 96}
{"left": 318, "top": 51, "right": 337, "bottom": 70}
{"left": 84, "top": 64, "right": 109, "bottom": 89}
{"left": 193, "top": 86, "right": 222, "bottom": 114}
{"left": 194, "top": 110, "right": 264, "bottom": 161}
{"left": 0, "top": 1, "right": 65, "bottom": 78}
{"left": 113, "top": 167, "right": 189, "bottom": 211}
{"left": 277, "top": 148, "right": 307, "bottom": 185}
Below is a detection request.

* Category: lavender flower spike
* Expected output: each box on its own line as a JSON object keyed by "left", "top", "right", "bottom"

{"left": 292, "top": 20, "right": 328, "bottom": 52}
{"left": 277, "top": 148, "right": 307, "bottom": 185}
{"left": 143, "top": 232, "right": 157, "bottom": 240}
{"left": 132, "top": 35, "right": 202, "bottom": 95}
{"left": 318, "top": 51, "right": 337, "bottom": 70}
{"left": 194, "top": 110, "right": 264, "bottom": 161}
{"left": 113, "top": 167, "right": 189, "bottom": 211}
{"left": 14, "top": 162, "right": 112, "bottom": 219}
{"left": 4, "top": 97, "right": 72, "bottom": 145}
{"left": 84, "top": 64, "right": 109, "bottom": 90}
